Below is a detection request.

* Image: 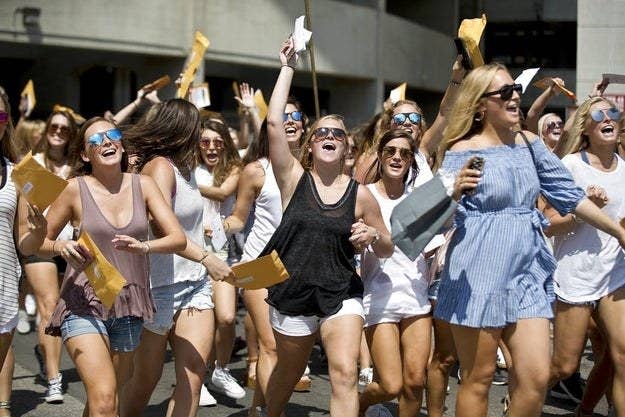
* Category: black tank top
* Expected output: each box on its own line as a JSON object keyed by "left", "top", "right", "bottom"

{"left": 262, "top": 171, "right": 363, "bottom": 316}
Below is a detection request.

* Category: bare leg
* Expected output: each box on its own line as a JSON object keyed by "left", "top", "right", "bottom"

{"left": 578, "top": 316, "right": 612, "bottom": 415}
{"left": 0, "top": 346, "right": 14, "bottom": 417}
{"left": 212, "top": 280, "right": 237, "bottom": 369}
{"left": 398, "top": 314, "right": 431, "bottom": 417}
{"left": 426, "top": 318, "right": 457, "bottom": 417}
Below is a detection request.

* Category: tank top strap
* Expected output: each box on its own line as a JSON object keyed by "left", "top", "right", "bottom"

{"left": 130, "top": 174, "right": 148, "bottom": 226}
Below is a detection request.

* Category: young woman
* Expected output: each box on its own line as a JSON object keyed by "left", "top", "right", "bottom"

{"left": 120, "top": 99, "right": 234, "bottom": 417}
{"left": 544, "top": 97, "right": 625, "bottom": 417}
{"left": 194, "top": 117, "right": 245, "bottom": 402}
{"left": 262, "top": 38, "right": 393, "bottom": 417}
{"left": 434, "top": 63, "right": 625, "bottom": 417}
{"left": 12, "top": 119, "right": 44, "bottom": 160}
{"left": 34, "top": 116, "right": 186, "bottom": 417}
{"left": 537, "top": 113, "right": 564, "bottom": 152}
{"left": 358, "top": 129, "right": 432, "bottom": 417}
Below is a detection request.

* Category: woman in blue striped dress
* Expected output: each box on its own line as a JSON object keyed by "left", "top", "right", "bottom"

{"left": 433, "top": 64, "right": 625, "bottom": 417}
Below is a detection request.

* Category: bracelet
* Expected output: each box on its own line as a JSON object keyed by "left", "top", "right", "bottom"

{"left": 450, "top": 79, "right": 462, "bottom": 86}
{"left": 199, "top": 250, "right": 211, "bottom": 263}
{"left": 281, "top": 64, "right": 295, "bottom": 70}
{"left": 144, "top": 240, "right": 150, "bottom": 254}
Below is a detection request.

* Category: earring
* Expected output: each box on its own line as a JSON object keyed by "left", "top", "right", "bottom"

{"left": 474, "top": 111, "right": 485, "bottom": 122}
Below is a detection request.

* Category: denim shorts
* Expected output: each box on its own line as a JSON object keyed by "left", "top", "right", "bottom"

{"left": 60, "top": 314, "right": 144, "bottom": 352}
{"left": 144, "top": 278, "right": 214, "bottom": 336}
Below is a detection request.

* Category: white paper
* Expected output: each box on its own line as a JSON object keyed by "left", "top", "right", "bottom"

{"left": 514, "top": 68, "right": 540, "bottom": 93}
{"left": 189, "top": 84, "right": 211, "bottom": 109}
{"left": 293, "top": 15, "right": 312, "bottom": 53}
{"left": 210, "top": 216, "right": 227, "bottom": 251}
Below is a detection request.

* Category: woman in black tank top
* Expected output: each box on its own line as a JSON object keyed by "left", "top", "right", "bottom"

{"left": 262, "top": 37, "right": 394, "bottom": 417}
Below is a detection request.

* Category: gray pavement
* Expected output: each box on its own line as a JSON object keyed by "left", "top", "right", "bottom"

{"left": 9, "top": 310, "right": 608, "bottom": 417}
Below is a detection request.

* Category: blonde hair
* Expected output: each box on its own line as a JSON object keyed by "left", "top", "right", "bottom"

{"left": 435, "top": 63, "right": 507, "bottom": 170}
{"left": 299, "top": 114, "right": 346, "bottom": 170}
{"left": 13, "top": 119, "right": 45, "bottom": 159}
{"left": 537, "top": 113, "right": 560, "bottom": 142}
{"left": 556, "top": 96, "right": 617, "bottom": 158}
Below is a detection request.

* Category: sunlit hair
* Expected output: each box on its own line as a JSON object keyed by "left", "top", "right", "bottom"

{"left": 71, "top": 117, "right": 127, "bottom": 177}
{"left": 379, "top": 100, "right": 428, "bottom": 146}
{"left": 34, "top": 110, "right": 79, "bottom": 171}
{"left": 243, "top": 119, "right": 269, "bottom": 165}
{"left": 0, "top": 86, "right": 16, "bottom": 162}
{"left": 198, "top": 118, "right": 242, "bottom": 186}
{"left": 355, "top": 112, "right": 383, "bottom": 161}
{"left": 299, "top": 114, "right": 346, "bottom": 170}
{"left": 619, "top": 114, "right": 625, "bottom": 148}
{"left": 556, "top": 96, "right": 618, "bottom": 158}
{"left": 13, "top": 119, "right": 45, "bottom": 160}
{"left": 537, "top": 113, "right": 561, "bottom": 142}
{"left": 365, "top": 129, "right": 418, "bottom": 186}
{"left": 435, "top": 63, "right": 507, "bottom": 170}
{"left": 123, "top": 98, "right": 200, "bottom": 174}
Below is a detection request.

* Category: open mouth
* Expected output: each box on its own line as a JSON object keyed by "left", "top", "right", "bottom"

{"left": 322, "top": 142, "right": 336, "bottom": 151}
{"left": 505, "top": 103, "right": 519, "bottom": 114}
{"left": 101, "top": 149, "right": 116, "bottom": 157}
{"left": 601, "top": 125, "right": 615, "bottom": 135}
{"left": 389, "top": 162, "right": 403, "bottom": 169}
{"left": 284, "top": 125, "right": 297, "bottom": 136}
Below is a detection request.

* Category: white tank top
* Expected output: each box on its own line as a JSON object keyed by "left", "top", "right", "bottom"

{"left": 241, "top": 158, "right": 283, "bottom": 261}
{"left": 149, "top": 161, "right": 207, "bottom": 288}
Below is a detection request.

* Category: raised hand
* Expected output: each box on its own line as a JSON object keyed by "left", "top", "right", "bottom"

{"left": 279, "top": 37, "right": 298, "bottom": 68}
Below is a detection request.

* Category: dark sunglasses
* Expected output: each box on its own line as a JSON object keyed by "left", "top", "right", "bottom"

{"left": 392, "top": 112, "right": 422, "bottom": 125}
{"left": 0, "top": 111, "right": 8, "bottom": 124}
{"left": 87, "top": 128, "right": 123, "bottom": 147}
{"left": 590, "top": 107, "right": 621, "bottom": 123}
{"left": 48, "top": 123, "right": 70, "bottom": 137}
{"left": 283, "top": 111, "right": 303, "bottom": 122}
{"left": 482, "top": 83, "right": 523, "bottom": 101}
{"left": 199, "top": 137, "right": 224, "bottom": 149}
{"left": 546, "top": 121, "right": 564, "bottom": 130}
{"left": 311, "top": 127, "right": 347, "bottom": 142}
{"left": 381, "top": 145, "right": 414, "bottom": 161}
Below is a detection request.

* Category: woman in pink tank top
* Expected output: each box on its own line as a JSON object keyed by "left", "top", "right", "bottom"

{"left": 32, "top": 117, "right": 186, "bottom": 417}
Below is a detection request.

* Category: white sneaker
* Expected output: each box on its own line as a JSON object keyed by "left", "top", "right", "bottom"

{"left": 198, "top": 384, "right": 217, "bottom": 406}
{"left": 210, "top": 365, "right": 246, "bottom": 399}
{"left": 25, "top": 294, "right": 37, "bottom": 316}
{"left": 364, "top": 404, "right": 393, "bottom": 417}
{"left": 16, "top": 310, "right": 30, "bottom": 334}
{"left": 359, "top": 367, "right": 373, "bottom": 386}
{"left": 45, "top": 373, "right": 64, "bottom": 404}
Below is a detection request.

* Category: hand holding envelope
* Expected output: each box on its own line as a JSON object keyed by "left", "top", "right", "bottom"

{"left": 11, "top": 152, "right": 68, "bottom": 211}
{"left": 533, "top": 77, "right": 576, "bottom": 101}
{"left": 455, "top": 14, "right": 487, "bottom": 69}
{"left": 226, "top": 250, "right": 289, "bottom": 290}
{"left": 20, "top": 80, "right": 36, "bottom": 118}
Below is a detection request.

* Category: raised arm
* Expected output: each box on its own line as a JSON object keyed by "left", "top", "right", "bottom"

{"left": 420, "top": 55, "right": 466, "bottom": 160}
{"left": 266, "top": 37, "right": 304, "bottom": 206}
{"left": 235, "top": 82, "right": 262, "bottom": 149}
{"left": 525, "top": 78, "right": 564, "bottom": 134}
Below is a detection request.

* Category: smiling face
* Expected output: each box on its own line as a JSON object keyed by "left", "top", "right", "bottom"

{"left": 584, "top": 101, "right": 620, "bottom": 149}
{"left": 198, "top": 128, "right": 224, "bottom": 170}
{"left": 81, "top": 120, "right": 123, "bottom": 169}
{"left": 481, "top": 70, "right": 521, "bottom": 129}
{"left": 541, "top": 114, "right": 563, "bottom": 148}
{"left": 379, "top": 137, "right": 414, "bottom": 181}
{"left": 47, "top": 114, "right": 71, "bottom": 149}
{"left": 391, "top": 103, "right": 422, "bottom": 144}
{"left": 309, "top": 117, "right": 347, "bottom": 166}
{"left": 284, "top": 103, "right": 304, "bottom": 146}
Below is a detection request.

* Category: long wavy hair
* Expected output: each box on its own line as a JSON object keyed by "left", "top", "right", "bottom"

{"left": 33, "top": 110, "right": 79, "bottom": 171}
{"left": 435, "top": 63, "right": 507, "bottom": 170}
{"left": 0, "top": 87, "right": 16, "bottom": 163}
{"left": 71, "top": 117, "right": 128, "bottom": 177}
{"left": 365, "top": 129, "right": 418, "bottom": 186}
{"left": 198, "top": 118, "right": 242, "bottom": 186}
{"left": 243, "top": 119, "right": 269, "bottom": 165}
{"left": 299, "top": 114, "right": 347, "bottom": 170}
{"left": 123, "top": 98, "right": 200, "bottom": 175}
{"left": 555, "top": 96, "right": 618, "bottom": 158}
{"left": 13, "top": 119, "right": 45, "bottom": 159}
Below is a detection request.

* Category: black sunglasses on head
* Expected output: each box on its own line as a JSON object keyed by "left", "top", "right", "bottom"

{"left": 482, "top": 83, "right": 523, "bottom": 101}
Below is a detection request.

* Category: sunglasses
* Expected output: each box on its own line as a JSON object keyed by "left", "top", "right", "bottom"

{"left": 590, "top": 107, "right": 621, "bottom": 123}
{"left": 283, "top": 111, "right": 303, "bottom": 122}
{"left": 0, "top": 111, "right": 8, "bottom": 124}
{"left": 48, "top": 123, "right": 70, "bottom": 137}
{"left": 381, "top": 145, "right": 414, "bottom": 161}
{"left": 482, "top": 83, "right": 523, "bottom": 101}
{"left": 546, "top": 121, "right": 564, "bottom": 130}
{"left": 199, "top": 138, "right": 224, "bottom": 149}
{"left": 87, "top": 128, "right": 122, "bottom": 147}
{"left": 392, "top": 112, "right": 422, "bottom": 125}
{"left": 311, "top": 127, "right": 347, "bottom": 142}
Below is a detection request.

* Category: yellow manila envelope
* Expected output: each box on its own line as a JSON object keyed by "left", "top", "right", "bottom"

{"left": 21, "top": 80, "right": 36, "bottom": 117}
{"left": 533, "top": 77, "right": 576, "bottom": 101}
{"left": 177, "top": 31, "right": 210, "bottom": 99}
{"left": 11, "top": 152, "right": 68, "bottom": 210}
{"left": 142, "top": 75, "right": 171, "bottom": 92}
{"left": 254, "top": 89, "right": 268, "bottom": 121}
{"left": 77, "top": 231, "right": 127, "bottom": 309}
{"left": 389, "top": 82, "right": 407, "bottom": 104}
{"left": 457, "top": 14, "right": 487, "bottom": 68}
{"left": 228, "top": 250, "right": 289, "bottom": 290}
{"left": 53, "top": 104, "right": 85, "bottom": 124}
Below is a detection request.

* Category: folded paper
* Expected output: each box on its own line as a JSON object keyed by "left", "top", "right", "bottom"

{"left": 293, "top": 15, "right": 312, "bottom": 54}
{"left": 21, "top": 80, "right": 36, "bottom": 118}
{"left": 53, "top": 104, "right": 85, "bottom": 124}
{"left": 533, "top": 77, "right": 576, "bottom": 101}
{"left": 514, "top": 68, "right": 540, "bottom": 93}
{"left": 189, "top": 82, "right": 211, "bottom": 109}
{"left": 177, "top": 31, "right": 210, "bottom": 99}
{"left": 456, "top": 14, "right": 487, "bottom": 69}
{"left": 228, "top": 250, "right": 289, "bottom": 290}
{"left": 11, "top": 152, "right": 68, "bottom": 210}
{"left": 389, "top": 83, "right": 407, "bottom": 104}
{"left": 143, "top": 75, "right": 171, "bottom": 92}
{"left": 77, "top": 231, "right": 127, "bottom": 309}
{"left": 254, "top": 89, "right": 268, "bottom": 121}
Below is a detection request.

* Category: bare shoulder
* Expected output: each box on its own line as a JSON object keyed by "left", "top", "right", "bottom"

{"left": 515, "top": 130, "right": 540, "bottom": 144}
{"left": 448, "top": 138, "right": 477, "bottom": 152}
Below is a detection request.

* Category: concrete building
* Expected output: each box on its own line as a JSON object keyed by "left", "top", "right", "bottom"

{"left": 0, "top": 0, "right": 623, "bottom": 128}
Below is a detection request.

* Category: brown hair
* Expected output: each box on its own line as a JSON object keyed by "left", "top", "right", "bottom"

{"left": 198, "top": 118, "right": 242, "bottom": 186}
{"left": 365, "top": 129, "right": 418, "bottom": 185}
{"left": 34, "top": 110, "right": 79, "bottom": 171}
{"left": 0, "top": 86, "right": 18, "bottom": 163}
{"left": 71, "top": 117, "right": 127, "bottom": 177}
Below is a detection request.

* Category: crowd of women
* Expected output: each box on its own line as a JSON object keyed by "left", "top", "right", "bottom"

{"left": 0, "top": 33, "right": 624, "bottom": 417}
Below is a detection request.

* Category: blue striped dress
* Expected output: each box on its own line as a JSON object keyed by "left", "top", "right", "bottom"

{"left": 433, "top": 139, "right": 585, "bottom": 328}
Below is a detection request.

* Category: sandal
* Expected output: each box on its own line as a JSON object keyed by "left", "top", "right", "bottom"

{"left": 246, "top": 357, "right": 258, "bottom": 389}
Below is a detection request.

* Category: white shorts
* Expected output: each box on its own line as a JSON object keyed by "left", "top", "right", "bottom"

{"left": 0, "top": 313, "right": 18, "bottom": 334}
{"left": 270, "top": 298, "right": 364, "bottom": 337}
